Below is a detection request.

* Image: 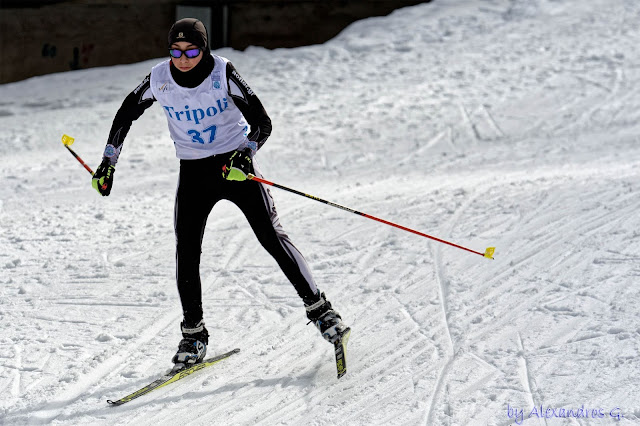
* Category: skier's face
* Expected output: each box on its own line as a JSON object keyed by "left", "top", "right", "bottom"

{"left": 170, "top": 42, "right": 203, "bottom": 72}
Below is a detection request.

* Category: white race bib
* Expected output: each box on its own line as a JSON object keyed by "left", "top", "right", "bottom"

{"left": 150, "top": 55, "right": 249, "bottom": 159}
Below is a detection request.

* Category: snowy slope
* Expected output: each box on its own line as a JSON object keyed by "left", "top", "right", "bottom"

{"left": 1, "top": 0, "right": 640, "bottom": 424}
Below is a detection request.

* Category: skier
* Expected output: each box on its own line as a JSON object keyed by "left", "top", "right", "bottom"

{"left": 93, "top": 18, "right": 348, "bottom": 366}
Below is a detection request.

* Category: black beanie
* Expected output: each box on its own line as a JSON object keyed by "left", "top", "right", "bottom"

{"left": 168, "top": 18, "right": 208, "bottom": 51}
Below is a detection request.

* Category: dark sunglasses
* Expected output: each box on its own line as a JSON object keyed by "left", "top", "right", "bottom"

{"left": 169, "top": 47, "right": 201, "bottom": 59}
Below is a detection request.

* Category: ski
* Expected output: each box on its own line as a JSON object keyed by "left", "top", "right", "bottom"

{"left": 107, "top": 348, "right": 240, "bottom": 406}
{"left": 334, "top": 328, "right": 351, "bottom": 379}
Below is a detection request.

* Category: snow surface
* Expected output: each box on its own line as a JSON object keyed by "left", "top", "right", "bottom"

{"left": 1, "top": 0, "right": 640, "bottom": 424}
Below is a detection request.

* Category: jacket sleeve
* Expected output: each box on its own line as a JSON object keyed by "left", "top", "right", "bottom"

{"left": 103, "top": 74, "right": 155, "bottom": 165}
{"left": 226, "top": 62, "right": 272, "bottom": 151}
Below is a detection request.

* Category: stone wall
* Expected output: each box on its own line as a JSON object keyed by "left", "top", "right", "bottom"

{"left": 0, "top": 0, "right": 427, "bottom": 84}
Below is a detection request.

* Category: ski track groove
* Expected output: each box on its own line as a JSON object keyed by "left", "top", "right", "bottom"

{"left": 424, "top": 187, "right": 484, "bottom": 426}
{"left": 432, "top": 244, "right": 454, "bottom": 352}
{"left": 480, "top": 104, "right": 505, "bottom": 138}
{"left": 459, "top": 103, "right": 481, "bottom": 144}
{"left": 11, "top": 344, "right": 21, "bottom": 399}
{"left": 425, "top": 358, "right": 454, "bottom": 426}
{"left": 517, "top": 332, "right": 548, "bottom": 426}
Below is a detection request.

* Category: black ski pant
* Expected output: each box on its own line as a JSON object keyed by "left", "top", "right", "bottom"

{"left": 174, "top": 153, "right": 319, "bottom": 326}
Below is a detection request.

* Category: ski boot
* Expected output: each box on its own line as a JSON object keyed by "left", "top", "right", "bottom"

{"left": 305, "top": 291, "right": 348, "bottom": 343}
{"left": 172, "top": 320, "right": 209, "bottom": 367}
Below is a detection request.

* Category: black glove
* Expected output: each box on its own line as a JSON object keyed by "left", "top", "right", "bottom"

{"left": 221, "top": 149, "right": 253, "bottom": 181}
{"left": 92, "top": 159, "right": 115, "bottom": 196}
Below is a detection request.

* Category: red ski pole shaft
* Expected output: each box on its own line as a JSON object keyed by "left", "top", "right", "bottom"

{"left": 247, "top": 174, "right": 494, "bottom": 259}
{"left": 64, "top": 145, "right": 94, "bottom": 176}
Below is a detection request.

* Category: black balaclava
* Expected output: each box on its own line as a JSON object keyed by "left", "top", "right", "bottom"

{"left": 168, "top": 18, "right": 214, "bottom": 88}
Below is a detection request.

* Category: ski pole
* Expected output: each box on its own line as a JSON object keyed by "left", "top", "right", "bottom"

{"left": 61, "top": 134, "right": 94, "bottom": 176}
{"left": 247, "top": 174, "right": 495, "bottom": 259}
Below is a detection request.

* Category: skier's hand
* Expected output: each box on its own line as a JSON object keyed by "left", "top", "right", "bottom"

{"left": 222, "top": 149, "right": 252, "bottom": 181}
{"left": 92, "top": 159, "right": 115, "bottom": 196}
